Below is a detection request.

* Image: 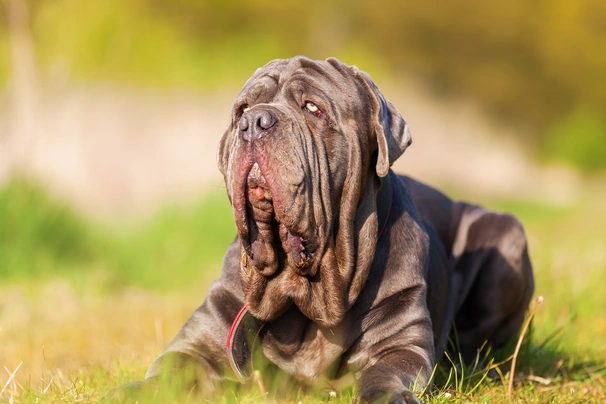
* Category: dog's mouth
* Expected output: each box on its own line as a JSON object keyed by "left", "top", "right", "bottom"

{"left": 241, "top": 162, "right": 316, "bottom": 277}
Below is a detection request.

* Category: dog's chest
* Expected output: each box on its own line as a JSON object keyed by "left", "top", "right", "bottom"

{"left": 260, "top": 321, "right": 348, "bottom": 381}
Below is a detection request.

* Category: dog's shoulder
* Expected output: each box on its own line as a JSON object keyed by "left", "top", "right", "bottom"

{"left": 396, "top": 174, "right": 469, "bottom": 253}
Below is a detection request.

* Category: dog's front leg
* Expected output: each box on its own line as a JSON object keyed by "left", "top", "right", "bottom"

{"left": 100, "top": 349, "right": 213, "bottom": 403}
{"left": 355, "top": 288, "right": 435, "bottom": 404}
{"left": 102, "top": 243, "right": 246, "bottom": 402}
{"left": 357, "top": 344, "right": 433, "bottom": 404}
{"left": 102, "top": 284, "right": 242, "bottom": 402}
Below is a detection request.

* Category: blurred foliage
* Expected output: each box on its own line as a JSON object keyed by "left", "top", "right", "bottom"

{"left": 541, "top": 108, "right": 606, "bottom": 172}
{"left": 109, "top": 190, "right": 234, "bottom": 289}
{"left": 0, "top": 0, "right": 605, "bottom": 169}
{"left": 0, "top": 177, "right": 98, "bottom": 278}
{"left": 0, "top": 178, "right": 234, "bottom": 288}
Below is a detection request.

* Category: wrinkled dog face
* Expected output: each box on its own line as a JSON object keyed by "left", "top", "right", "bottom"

{"left": 217, "top": 57, "right": 411, "bottom": 326}
{"left": 221, "top": 58, "right": 360, "bottom": 278}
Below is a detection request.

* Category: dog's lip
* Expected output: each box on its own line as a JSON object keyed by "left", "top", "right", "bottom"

{"left": 247, "top": 163, "right": 270, "bottom": 195}
{"left": 240, "top": 162, "right": 317, "bottom": 272}
{"left": 281, "top": 224, "right": 316, "bottom": 270}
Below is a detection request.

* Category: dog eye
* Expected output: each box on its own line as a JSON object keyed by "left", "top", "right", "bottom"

{"left": 242, "top": 104, "right": 250, "bottom": 113}
{"left": 305, "top": 102, "right": 318, "bottom": 112}
{"left": 304, "top": 101, "right": 323, "bottom": 118}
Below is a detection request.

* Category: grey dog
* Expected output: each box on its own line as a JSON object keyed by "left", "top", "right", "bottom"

{"left": 104, "top": 56, "right": 534, "bottom": 403}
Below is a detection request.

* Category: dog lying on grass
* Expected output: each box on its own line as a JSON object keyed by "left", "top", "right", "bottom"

{"left": 104, "top": 56, "right": 534, "bottom": 403}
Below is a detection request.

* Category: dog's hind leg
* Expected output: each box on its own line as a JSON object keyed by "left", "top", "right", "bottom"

{"left": 450, "top": 209, "right": 534, "bottom": 362}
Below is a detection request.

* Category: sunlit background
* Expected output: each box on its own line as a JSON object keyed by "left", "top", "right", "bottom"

{"left": 1, "top": 0, "right": 605, "bottom": 402}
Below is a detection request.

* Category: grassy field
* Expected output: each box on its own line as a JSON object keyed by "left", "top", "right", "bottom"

{"left": 0, "top": 178, "right": 605, "bottom": 403}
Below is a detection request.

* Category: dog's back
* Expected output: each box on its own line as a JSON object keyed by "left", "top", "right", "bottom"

{"left": 401, "top": 175, "right": 534, "bottom": 361}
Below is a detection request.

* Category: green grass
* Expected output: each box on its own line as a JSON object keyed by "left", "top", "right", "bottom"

{"left": 1, "top": 179, "right": 605, "bottom": 403}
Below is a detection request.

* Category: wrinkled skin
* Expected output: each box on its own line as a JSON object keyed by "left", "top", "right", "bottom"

{"left": 216, "top": 57, "right": 409, "bottom": 327}
{"left": 103, "top": 57, "right": 534, "bottom": 404}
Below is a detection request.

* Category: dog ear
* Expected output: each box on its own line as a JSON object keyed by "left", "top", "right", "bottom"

{"left": 347, "top": 65, "right": 412, "bottom": 178}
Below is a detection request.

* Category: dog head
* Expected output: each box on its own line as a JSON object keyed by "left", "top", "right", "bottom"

{"left": 217, "top": 56, "right": 411, "bottom": 326}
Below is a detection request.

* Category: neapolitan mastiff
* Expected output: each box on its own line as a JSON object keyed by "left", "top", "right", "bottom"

{"left": 105, "top": 56, "right": 534, "bottom": 403}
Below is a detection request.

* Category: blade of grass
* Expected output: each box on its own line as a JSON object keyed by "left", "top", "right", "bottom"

{"left": 507, "top": 295, "right": 544, "bottom": 396}
{"left": 1, "top": 362, "right": 23, "bottom": 397}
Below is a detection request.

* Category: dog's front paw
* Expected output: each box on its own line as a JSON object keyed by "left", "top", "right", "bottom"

{"left": 100, "top": 378, "right": 167, "bottom": 403}
{"left": 359, "top": 387, "right": 421, "bottom": 404}
{"left": 100, "top": 381, "right": 149, "bottom": 403}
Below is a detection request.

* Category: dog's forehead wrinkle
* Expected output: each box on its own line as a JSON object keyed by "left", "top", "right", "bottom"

{"left": 246, "top": 58, "right": 288, "bottom": 87}
{"left": 275, "top": 77, "right": 331, "bottom": 116}
{"left": 278, "top": 59, "right": 353, "bottom": 97}
{"left": 239, "top": 74, "right": 280, "bottom": 107}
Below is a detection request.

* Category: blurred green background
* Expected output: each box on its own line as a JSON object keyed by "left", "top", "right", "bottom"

{"left": 1, "top": 0, "right": 605, "bottom": 402}
{"left": 2, "top": 0, "right": 605, "bottom": 170}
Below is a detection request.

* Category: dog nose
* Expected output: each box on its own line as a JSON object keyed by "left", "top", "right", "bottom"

{"left": 238, "top": 109, "right": 277, "bottom": 141}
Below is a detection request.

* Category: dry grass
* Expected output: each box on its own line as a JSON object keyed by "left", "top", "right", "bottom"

{"left": 0, "top": 280, "right": 214, "bottom": 403}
